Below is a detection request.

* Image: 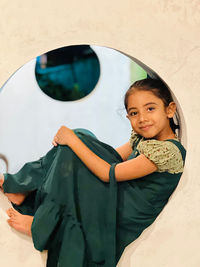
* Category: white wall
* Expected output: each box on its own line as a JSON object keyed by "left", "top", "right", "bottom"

{"left": 0, "top": 1, "right": 200, "bottom": 266}
{"left": 0, "top": 46, "right": 131, "bottom": 172}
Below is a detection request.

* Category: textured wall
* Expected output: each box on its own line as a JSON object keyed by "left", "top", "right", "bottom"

{"left": 0, "top": 0, "right": 200, "bottom": 266}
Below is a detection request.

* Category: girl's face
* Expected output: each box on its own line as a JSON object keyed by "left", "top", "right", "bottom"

{"left": 126, "top": 90, "right": 176, "bottom": 140}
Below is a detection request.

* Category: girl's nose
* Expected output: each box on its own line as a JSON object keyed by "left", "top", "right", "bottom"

{"left": 138, "top": 112, "right": 147, "bottom": 122}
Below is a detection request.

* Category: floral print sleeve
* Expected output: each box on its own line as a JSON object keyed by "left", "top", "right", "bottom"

{"left": 129, "top": 131, "right": 141, "bottom": 149}
{"left": 137, "top": 139, "right": 184, "bottom": 174}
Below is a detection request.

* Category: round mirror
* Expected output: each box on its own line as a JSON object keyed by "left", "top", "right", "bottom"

{"left": 35, "top": 45, "right": 100, "bottom": 101}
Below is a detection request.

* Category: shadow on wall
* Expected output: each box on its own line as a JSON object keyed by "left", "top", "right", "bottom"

{"left": 0, "top": 154, "right": 8, "bottom": 172}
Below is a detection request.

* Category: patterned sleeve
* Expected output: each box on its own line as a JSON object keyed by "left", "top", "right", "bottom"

{"left": 137, "top": 140, "right": 184, "bottom": 174}
{"left": 129, "top": 130, "right": 141, "bottom": 149}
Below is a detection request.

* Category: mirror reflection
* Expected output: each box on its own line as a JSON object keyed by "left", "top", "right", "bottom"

{"left": 35, "top": 45, "right": 100, "bottom": 101}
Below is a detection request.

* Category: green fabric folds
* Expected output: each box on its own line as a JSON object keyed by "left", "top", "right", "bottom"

{"left": 3, "top": 129, "right": 186, "bottom": 267}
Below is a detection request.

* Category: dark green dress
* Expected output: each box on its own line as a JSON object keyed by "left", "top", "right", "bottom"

{"left": 3, "top": 129, "right": 186, "bottom": 267}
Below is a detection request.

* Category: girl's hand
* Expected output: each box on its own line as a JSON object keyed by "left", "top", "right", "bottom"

{"left": 52, "top": 126, "right": 75, "bottom": 146}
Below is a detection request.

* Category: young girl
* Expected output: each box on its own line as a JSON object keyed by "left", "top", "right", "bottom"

{"left": 0, "top": 78, "right": 186, "bottom": 267}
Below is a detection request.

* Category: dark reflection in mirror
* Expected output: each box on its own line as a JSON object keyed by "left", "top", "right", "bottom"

{"left": 35, "top": 45, "right": 100, "bottom": 101}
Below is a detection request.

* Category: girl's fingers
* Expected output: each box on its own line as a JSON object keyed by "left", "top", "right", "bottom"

{"left": 52, "top": 139, "right": 56, "bottom": 146}
{"left": 52, "top": 136, "right": 58, "bottom": 146}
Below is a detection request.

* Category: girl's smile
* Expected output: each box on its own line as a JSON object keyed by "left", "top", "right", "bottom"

{"left": 126, "top": 90, "right": 176, "bottom": 140}
{"left": 139, "top": 125, "right": 153, "bottom": 131}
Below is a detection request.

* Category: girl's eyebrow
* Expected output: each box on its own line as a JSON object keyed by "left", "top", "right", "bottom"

{"left": 128, "top": 102, "right": 158, "bottom": 112}
{"left": 144, "top": 102, "right": 158, "bottom": 107}
{"left": 128, "top": 107, "right": 137, "bottom": 112}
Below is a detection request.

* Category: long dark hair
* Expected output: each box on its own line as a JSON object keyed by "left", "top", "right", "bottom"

{"left": 124, "top": 78, "right": 180, "bottom": 134}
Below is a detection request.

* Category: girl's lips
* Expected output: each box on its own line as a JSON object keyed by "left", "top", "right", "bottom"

{"left": 140, "top": 125, "right": 152, "bottom": 131}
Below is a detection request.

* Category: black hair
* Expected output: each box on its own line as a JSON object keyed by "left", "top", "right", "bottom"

{"left": 124, "top": 78, "right": 180, "bottom": 134}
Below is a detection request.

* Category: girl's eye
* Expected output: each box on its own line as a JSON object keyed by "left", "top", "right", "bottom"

{"left": 147, "top": 107, "right": 155, "bottom": 112}
{"left": 129, "top": 111, "right": 137, "bottom": 116}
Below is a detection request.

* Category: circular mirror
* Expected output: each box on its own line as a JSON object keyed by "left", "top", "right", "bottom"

{"left": 35, "top": 45, "right": 100, "bottom": 101}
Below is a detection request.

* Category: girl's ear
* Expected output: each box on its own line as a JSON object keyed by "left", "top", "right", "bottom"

{"left": 166, "top": 102, "right": 176, "bottom": 118}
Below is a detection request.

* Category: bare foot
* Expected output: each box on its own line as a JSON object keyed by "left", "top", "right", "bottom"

{"left": 6, "top": 208, "right": 33, "bottom": 236}
{"left": 5, "top": 192, "right": 27, "bottom": 205}
{"left": 0, "top": 173, "right": 27, "bottom": 205}
{"left": 0, "top": 173, "right": 4, "bottom": 188}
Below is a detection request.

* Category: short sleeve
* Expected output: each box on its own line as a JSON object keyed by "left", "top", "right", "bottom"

{"left": 129, "top": 131, "right": 141, "bottom": 149}
{"left": 137, "top": 140, "right": 184, "bottom": 174}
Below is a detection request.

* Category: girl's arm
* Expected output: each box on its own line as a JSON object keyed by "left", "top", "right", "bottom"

{"left": 53, "top": 126, "right": 157, "bottom": 182}
{"left": 115, "top": 142, "right": 133, "bottom": 161}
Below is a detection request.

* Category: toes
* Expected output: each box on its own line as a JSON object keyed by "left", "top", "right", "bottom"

{"left": 0, "top": 180, "right": 4, "bottom": 188}
{"left": 7, "top": 215, "right": 33, "bottom": 236}
{"left": 6, "top": 208, "right": 13, "bottom": 217}
{"left": 6, "top": 208, "right": 17, "bottom": 217}
{"left": 7, "top": 218, "right": 20, "bottom": 229}
{"left": 7, "top": 218, "right": 14, "bottom": 226}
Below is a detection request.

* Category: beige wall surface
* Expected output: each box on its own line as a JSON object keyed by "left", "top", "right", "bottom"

{"left": 0, "top": 0, "right": 200, "bottom": 266}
